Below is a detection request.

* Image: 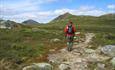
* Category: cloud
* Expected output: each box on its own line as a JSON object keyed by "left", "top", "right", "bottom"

{"left": 53, "top": 6, "right": 106, "bottom": 16}
{"left": 30, "top": 0, "right": 57, "bottom": 4}
{"left": 0, "top": 3, "right": 114, "bottom": 23}
{"left": 0, "top": 0, "right": 58, "bottom": 22}
{"left": 107, "top": 4, "right": 115, "bottom": 9}
{"left": 1, "top": 11, "right": 55, "bottom": 23}
{"left": 0, "top": 0, "right": 57, "bottom": 14}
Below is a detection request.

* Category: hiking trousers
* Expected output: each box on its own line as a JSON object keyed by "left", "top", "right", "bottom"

{"left": 66, "top": 35, "right": 74, "bottom": 51}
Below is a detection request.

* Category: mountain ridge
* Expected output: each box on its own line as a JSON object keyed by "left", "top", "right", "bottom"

{"left": 0, "top": 13, "right": 115, "bottom": 24}
{"left": 22, "top": 19, "right": 39, "bottom": 25}
{"left": 49, "top": 12, "right": 115, "bottom": 23}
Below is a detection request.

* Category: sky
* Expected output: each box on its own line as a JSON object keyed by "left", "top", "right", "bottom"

{"left": 0, "top": 0, "right": 115, "bottom": 23}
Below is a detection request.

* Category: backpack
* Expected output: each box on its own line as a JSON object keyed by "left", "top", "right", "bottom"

{"left": 67, "top": 24, "right": 74, "bottom": 34}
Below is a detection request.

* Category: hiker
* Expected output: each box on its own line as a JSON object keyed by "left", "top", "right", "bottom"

{"left": 64, "top": 21, "right": 76, "bottom": 51}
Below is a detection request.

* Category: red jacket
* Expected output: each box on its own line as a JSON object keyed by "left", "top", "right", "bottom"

{"left": 64, "top": 24, "right": 76, "bottom": 36}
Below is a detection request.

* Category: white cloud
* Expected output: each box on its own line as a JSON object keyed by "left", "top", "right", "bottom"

{"left": 75, "top": 7, "right": 106, "bottom": 16}
{"left": 0, "top": 0, "right": 57, "bottom": 14}
{"left": 107, "top": 4, "right": 115, "bottom": 9}
{"left": 30, "top": 0, "right": 57, "bottom": 4}
{"left": 0, "top": 0, "right": 58, "bottom": 23}
{"left": 1, "top": 11, "right": 54, "bottom": 23}
{"left": 53, "top": 6, "right": 106, "bottom": 16}
{"left": 0, "top": 5, "right": 114, "bottom": 23}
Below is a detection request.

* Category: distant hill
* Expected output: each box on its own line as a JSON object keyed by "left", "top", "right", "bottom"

{"left": 50, "top": 12, "right": 77, "bottom": 23}
{"left": 99, "top": 13, "right": 115, "bottom": 19}
{"left": 22, "top": 19, "right": 39, "bottom": 25}
{"left": 0, "top": 20, "right": 21, "bottom": 29}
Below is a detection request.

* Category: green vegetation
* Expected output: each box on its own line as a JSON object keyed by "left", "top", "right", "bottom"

{"left": 0, "top": 13, "right": 115, "bottom": 70}
{"left": 89, "top": 32, "right": 115, "bottom": 49}
{"left": 0, "top": 27, "right": 65, "bottom": 70}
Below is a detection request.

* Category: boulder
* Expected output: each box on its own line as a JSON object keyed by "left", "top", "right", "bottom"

{"left": 59, "top": 63, "right": 70, "bottom": 70}
{"left": 86, "top": 53, "right": 110, "bottom": 62}
{"left": 101, "top": 45, "right": 115, "bottom": 57}
{"left": 97, "top": 63, "right": 105, "bottom": 70}
{"left": 86, "top": 53, "right": 100, "bottom": 62}
{"left": 50, "top": 38, "right": 61, "bottom": 42}
{"left": 23, "top": 63, "right": 53, "bottom": 70}
{"left": 85, "top": 48, "right": 95, "bottom": 54}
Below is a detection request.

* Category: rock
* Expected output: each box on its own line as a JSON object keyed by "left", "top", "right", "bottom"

{"left": 86, "top": 53, "right": 110, "bottom": 62}
{"left": 97, "top": 63, "right": 105, "bottom": 70}
{"left": 49, "top": 49, "right": 56, "bottom": 52}
{"left": 59, "top": 63, "right": 70, "bottom": 70}
{"left": 48, "top": 53, "right": 64, "bottom": 64}
{"left": 75, "top": 58, "right": 82, "bottom": 63}
{"left": 50, "top": 38, "right": 61, "bottom": 42}
{"left": 23, "top": 65, "right": 37, "bottom": 70}
{"left": 75, "top": 32, "right": 80, "bottom": 35}
{"left": 60, "top": 48, "right": 67, "bottom": 52}
{"left": 86, "top": 53, "right": 99, "bottom": 62}
{"left": 96, "top": 46, "right": 102, "bottom": 54}
{"left": 111, "top": 57, "right": 115, "bottom": 67}
{"left": 85, "top": 48, "right": 95, "bottom": 54}
{"left": 101, "top": 45, "right": 115, "bottom": 57}
{"left": 72, "top": 52, "right": 81, "bottom": 56}
{"left": 23, "top": 63, "right": 53, "bottom": 70}
{"left": 72, "top": 62, "right": 88, "bottom": 70}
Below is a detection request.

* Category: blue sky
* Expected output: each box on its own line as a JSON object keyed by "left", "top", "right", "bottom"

{"left": 0, "top": 0, "right": 115, "bottom": 23}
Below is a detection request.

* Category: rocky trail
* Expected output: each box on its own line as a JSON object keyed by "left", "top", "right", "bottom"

{"left": 23, "top": 33, "right": 115, "bottom": 70}
{"left": 47, "top": 33, "right": 114, "bottom": 70}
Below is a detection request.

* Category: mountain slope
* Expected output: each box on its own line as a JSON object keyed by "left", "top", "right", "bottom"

{"left": 48, "top": 12, "right": 115, "bottom": 33}
{"left": 99, "top": 13, "right": 115, "bottom": 19}
{"left": 50, "top": 13, "right": 115, "bottom": 24}
{"left": 50, "top": 12, "right": 98, "bottom": 24}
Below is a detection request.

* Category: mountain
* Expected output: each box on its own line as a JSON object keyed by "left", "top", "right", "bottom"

{"left": 0, "top": 20, "right": 21, "bottom": 29}
{"left": 22, "top": 19, "right": 39, "bottom": 25}
{"left": 48, "top": 12, "right": 115, "bottom": 33}
{"left": 50, "top": 12, "right": 77, "bottom": 22}
{"left": 50, "top": 12, "right": 97, "bottom": 24}
{"left": 53, "top": 12, "right": 73, "bottom": 20}
{"left": 50, "top": 12, "right": 115, "bottom": 24}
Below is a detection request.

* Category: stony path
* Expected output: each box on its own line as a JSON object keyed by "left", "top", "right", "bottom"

{"left": 47, "top": 33, "right": 101, "bottom": 70}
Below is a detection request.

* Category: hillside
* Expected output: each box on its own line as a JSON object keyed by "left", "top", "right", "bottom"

{"left": 50, "top": 12, "right": 97, "bottom": 23}
{"left": 99, "top": 13, "right": 115, "bottom": 19}
{"left": 48, "top": 13, "right": 115, "bottom": 33}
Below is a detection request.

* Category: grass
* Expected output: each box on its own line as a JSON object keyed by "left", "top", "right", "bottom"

{"left": 0, "top": 27, "right": 66, "bottom": 70}
{"left": 88, "top": 32, "right": 115, "bottom": 49}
